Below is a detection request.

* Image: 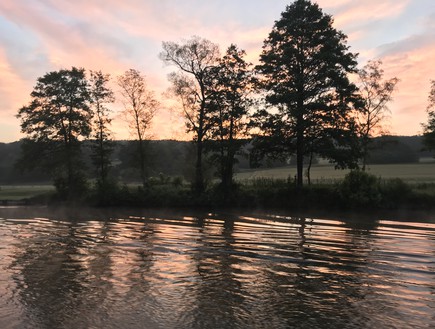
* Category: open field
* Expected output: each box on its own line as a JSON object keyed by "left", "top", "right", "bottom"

{"left": 1, "top": 162, "right": 435, "bottom": 201}
{"left": 0, "top": 185, "right": 54, "bottom": 200}
{"left": 235, "top": 162, "right": 435, "bottom": 184}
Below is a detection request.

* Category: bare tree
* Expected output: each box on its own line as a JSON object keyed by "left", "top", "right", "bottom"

{"left": 160, "top": 36, "right": 220, "bottom": 194}
{"left": 357, "top": 60, "right": 399, "bottom": 170}
{"left": 117, "top": 69, "right": 158, "bottom": 188}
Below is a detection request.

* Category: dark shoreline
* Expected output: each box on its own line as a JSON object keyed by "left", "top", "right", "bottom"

{"left": 1, "top": 202, "right": 434, "bottom": 224}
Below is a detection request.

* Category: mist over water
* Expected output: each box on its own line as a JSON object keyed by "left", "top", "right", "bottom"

{"left": 0, "top": 207, "right": 434, "bottom": 328}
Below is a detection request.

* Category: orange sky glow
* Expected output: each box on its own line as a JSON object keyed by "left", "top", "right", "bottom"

{"left": 0, "top": 0, "right": 434, "bottom": 142}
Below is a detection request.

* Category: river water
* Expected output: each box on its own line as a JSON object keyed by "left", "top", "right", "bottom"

{"left": 0, "top": 207, "right": 434, "bottom": 329}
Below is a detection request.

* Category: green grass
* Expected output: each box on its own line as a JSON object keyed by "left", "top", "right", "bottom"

{"left": 0, "top": 185, "right": 55, "bottom": 200}
{"left": 235, "top": 162, "right": 435, "bottom": 185}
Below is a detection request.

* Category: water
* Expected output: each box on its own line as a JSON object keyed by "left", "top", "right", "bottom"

{"left": 0, "top": 207, "right": 434, "bottom": 329}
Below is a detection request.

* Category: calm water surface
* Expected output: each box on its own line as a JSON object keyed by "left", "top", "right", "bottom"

{"left": 0, "top": 207, "right": 434, "bottom": 329}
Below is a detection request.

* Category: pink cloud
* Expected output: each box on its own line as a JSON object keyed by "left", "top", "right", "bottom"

{"left": 0, "top": 0, "right": 434, "bottom": 142}
{"left": 0, "top": 49, "right": 35, "bottom": 141}
{"left": 321, "top": 0, "right": 410, "bottom": 27}
{"left": 380, "top": 43, "right": 435, "bottom": 135}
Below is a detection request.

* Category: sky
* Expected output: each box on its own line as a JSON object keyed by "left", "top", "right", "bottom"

{"left": 0, "top": 0, "right": 434, "bottom": 142}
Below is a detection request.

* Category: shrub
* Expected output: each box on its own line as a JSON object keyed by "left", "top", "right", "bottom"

{"left": 380, "top": 178, "right": 412, "bottom": 208}
{"left": 172, "top": 176, "right": 184, "bottom": 187}
{"left": 339, "top": 170, "right": 382, "bottom": 208}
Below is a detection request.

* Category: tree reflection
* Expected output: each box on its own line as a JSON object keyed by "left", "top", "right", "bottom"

{"left": 188, "top": 215, "right": 245, "bottom": 328}
{"left": 10, "top": 221, "right": 93, "bottom": 328}
{"left": 3, "top": 212, "right": 434, "bottom": 329}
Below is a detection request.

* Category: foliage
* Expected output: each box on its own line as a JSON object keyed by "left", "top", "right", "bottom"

{"left": 254, "top": 0, "right": 361, "bottom": 188}
{"left": 356, "top": 60, "right": 399, "bottom": 169}
{"left": 339, "top": 170, "right": 382, "bottom": 208}
{"left": 207, "top": 44, "right": 253, "bottom": 197}
{"left": 379, "top": 178, "right": 412, "bottom": 208}
{"left": 160, "top": 36, "right": 220, "bottom": 194}
{"left": 117, "top": 69, "right": 158, "bottom": 188}
{"left": 89, "top": 70, "right": 115, "bottom": 186}
{"left": 16, "top": 67, "right": 92, "bottom": 199}
{"left": 422, "top": 80, "right": 435, "bottom": 154}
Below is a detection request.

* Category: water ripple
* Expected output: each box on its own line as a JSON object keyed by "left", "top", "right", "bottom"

{"left": 0, "top": 210, "right": 434, "bottom": 328}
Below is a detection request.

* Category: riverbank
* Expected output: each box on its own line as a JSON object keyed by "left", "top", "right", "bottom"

{"left": 6, "top": 172, "right": 433, "bottom": 218}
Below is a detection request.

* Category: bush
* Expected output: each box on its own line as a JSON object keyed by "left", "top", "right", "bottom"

{"left": 339, "top": 170, "right": 382, "bottom": 208}
{"left": 172, "top": 176, "right": 184, "bottom": 187}
{"left": 53, "top": 173, "right": 89, "bottom": 201}
{"left": 380, "top": 178, "right": 412, "bottom": 208}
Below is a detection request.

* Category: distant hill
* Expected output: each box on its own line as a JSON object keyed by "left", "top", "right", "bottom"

{"left": 0, "top": 136, "right": 433, "bottom": 184}
{"left": 366, "top": 135, "right": 424, "bottom": 164}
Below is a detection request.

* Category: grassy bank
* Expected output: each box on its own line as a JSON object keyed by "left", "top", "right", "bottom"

{"left": 77, "top": 172, "right": 435, "bottom": 212}
{"left": 0, "top": 185, "right": 54, "bottom": 201}
{"left": 235, "top": 162, "right": 435, "bottom": 185}
{"left": 2, "top": 163, "right": 435, "bottom": 212}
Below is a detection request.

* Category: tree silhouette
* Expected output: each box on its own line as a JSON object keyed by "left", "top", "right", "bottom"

{"left": 117, "top": 69, "right": 158, "bottom": 189}
{"left": 89, "top": 70, "right": 115, "bottom": 188}
{"left": 422, "top": 80, "right": 435, "bottom": 153}
{"left": 17, "top": 67, "right": 92, "bottom": 198}
{"left": 255, "top": 0, "right": 360, "bottom": 188}
{"left": 208, "top": 44, "right": 253, "bottom": 197}
{"left": 356, "top": 60, "right": 399, "bottom": 170}
{"left": 160, "top": 36, "right": 220, "bottom": 194}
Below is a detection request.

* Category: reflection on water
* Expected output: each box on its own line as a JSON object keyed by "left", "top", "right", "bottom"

{"left": 0, "top": 207, "right": 434, "bottom": 328}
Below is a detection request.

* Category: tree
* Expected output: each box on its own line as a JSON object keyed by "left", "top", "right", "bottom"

{"left": 356, "top": 60, "right": 399, "bottom": 170}
{"left": 89, "top": 70, "right": 115, "bottom": 188}
{"left": 208, "top": 44, "right": 253, "bottom": 197}
{"left": 17, "top": 67, "right": 92, "bottom": 198}
{"left": 160, "top": 36, "right": 220, "bottom": 194}
{"left": 255, "top": 0, "right": 361, "bottom": 188}
{"left": 117, "top": 69, "right": 158, "bottom": 189}
{"left": 422, "top": 80, "right": 435, "bottom": 153}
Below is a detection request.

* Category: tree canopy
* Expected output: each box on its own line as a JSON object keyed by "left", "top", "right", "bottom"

{"left": 89, "top": 70, "right": 115, "bottom": 188}
{"left": 422, "top": 80, "right": 435, "bottom": 153}
{"left": 356, "top": 60, "right": 399, "bottom": 170}
{"left": 208, "top": 44, "right": 253, "bottom": 196}
{"left": 17, "top": 67, "right": 92, "bottom": 198}
{"left": 254, "top": 0, "right": 361, "bottom": 187}
{"left": 160, "top": 36, "right": 220, "bottom": 193}
{"left": 117, "top": 69, "right": 158, "bottom": 188}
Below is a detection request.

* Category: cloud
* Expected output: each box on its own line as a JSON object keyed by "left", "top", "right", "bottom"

{"left": 379, "top": 43, "right": 435, "bottom": 135}
{"left": 0, "top": 0, "right": 434, "bottom": 141}
{"left": 0, "top": 48, "right": 31, "bottom": 141}
{"left": 325, "top": 0, "right": 410, "bottom": 26}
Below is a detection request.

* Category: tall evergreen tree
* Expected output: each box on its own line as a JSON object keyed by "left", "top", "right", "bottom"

{"left": 255, "top": 0, "right": 361, "bottom": 187}
{"left": 17, "top": 67, "right": 92, "bottom": 198}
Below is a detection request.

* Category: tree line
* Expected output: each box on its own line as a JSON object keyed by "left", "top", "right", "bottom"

{"left": 15, "top": 0, "right": 434, "bottom": 201}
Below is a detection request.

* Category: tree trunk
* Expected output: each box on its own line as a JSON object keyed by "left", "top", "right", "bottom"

{"left": 66, "top": 142, "right": 74, "bottom": 198}
{"left": 307, "top": 150, "right": 313, "bottom": 185}
{"left": 99, "top": 128, "right": 106, "bottom": 185}
{"left": 138, "top": 138, "right": 147, "bottom": 189}
{"left": 194, "top": 96, "right": 206, "bottom": 195}
{"left": 195, "top": 138, "right": 204, "bottom": 194}
{"left": 296, "top": 138, "right": 304, "bottom": 188}
{"left": 296, "top": 111, "right": 304, "bottom": 188}
{"left": 361, "top": 135, "right": 369, "bottom": 171}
